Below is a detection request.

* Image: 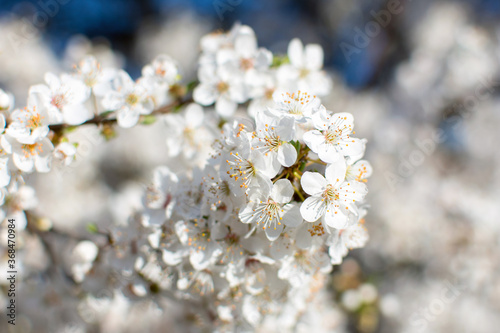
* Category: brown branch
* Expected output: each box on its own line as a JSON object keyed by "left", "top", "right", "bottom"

{"left": 48, "top": 97, "right": 193, "bottom": 133}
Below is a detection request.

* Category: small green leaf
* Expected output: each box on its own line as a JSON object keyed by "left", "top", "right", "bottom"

{"left": 218, "top": 118, "right": 227, "bottom": 129}
{"left": 299, "top": 160, "right": 306, "bottom": 172}
{"left": 101, "top": 124, "right": 117, "bottom": 141}
{"left": 186, "top": 80, "right": 198, "bottom": 92}
{"left": 173, "top": 104, "right": 184, "bottom": 113}
{"left": 271, "top": 55, "right": 290, "bottom": 68}
{"left": 62, "top": 126, "right": 77, "bottom": 134}
{"left": 140, "top": 115, "right": 157, "bottom": 125}
{"left": 100, "top": 110, "right": 115, "bottom": 118}
{"left": 86, "top": 223, "right": 99, "bottom": 234}
{"left": 290, "top": 140, "right": 301, "bottom": 154}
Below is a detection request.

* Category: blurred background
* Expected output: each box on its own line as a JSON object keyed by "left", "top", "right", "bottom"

{"left": 1, "top": 0, "right": 500, "bottom": 332}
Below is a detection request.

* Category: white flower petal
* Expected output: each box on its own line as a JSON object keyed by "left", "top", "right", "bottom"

{"left": 13, "top": 153, "right": 34, "bottom": 173}
{"left": 329, "top": 236, "right": 348, "bottom": 265}
{"left": 102, "top": 91, "right": 124, "bottom": 110}
{"left": 295, "top": 223, "right": 315, "bottom": 249}
{"left": 282, "top": 204, "right": 302, "bottom": 227}
{"left": 44, "top": 72, "right": 61, "bottom": 90}
{"left": 184, "top": 103, "right": 204, "bottom": 128}
{"left": 235, "top": 26, "right": 257, "bottom": 58}
{"left": 324, "top": 159, "right": 347, "bottom": 186}
{"left": 305, "top": 44, "right": 324, "bottom": 71}
{"left": 277, "top": 143, "right": 297, "bottom": 167}
{"left": 35, "top": 154, "right": 51, "bottom": 173}
{"left": 63, "top": 104, "right": 93, "bottom": 125}
{"left": 270, "top": 179, "right": 294, "bottom": 204}
{"left": 303, "top": 130, "right": 324, "bottom": 152}
{"left": 270, "top": 236, "right": 293, "bottom": 260}
{"left": 339, "top": 138, "right": 365, "bottom": 158}
{"left": 162, "top": 249, "right": 184, "bottom": 266}
{"left": 323, "top": 207, "right": 349, "bottom": 229}
{"left": 0, "top": 158, "right": 10, "bottom": 187}
{"left": 348, "top": 160, "right": 373, "bottom": 181}
{"left": 288, "top": 38, "right": 304, "bottom": 67}
{"left": 338, "top": 181, "right": 368, "bottom": 205}
{"left": 330, "top": 112, "right": 354, "bottom": 132}
{"left": 239, "top": 203, "right": 258, "bottom": 224}
{"left": 117, "top": 108, "right": 139, "bottom": 128}
{"left": 166, "top": 138, "right": 182, "bottom": 157}
{"left": 193, "top": 83, "right": 217, "bottom": 106}
{"left": 300, "top": 196, "right": 325, "bottom": 222}
{"left": 264, "top": 223, "right": 284, "bottom": 241}
{"left": 300, "top": 172, "right": 326, "bottom": 196}
{"left": 215, "top": 96, "right": 237, "bottom": 118}
{"left": 252, "top": 150, "right": 280, "bottom": 179}
{"left": 317, "top": 143, "right": 343, "bottom": 164}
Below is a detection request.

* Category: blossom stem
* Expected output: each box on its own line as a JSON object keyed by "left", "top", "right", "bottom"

{"left": 292, "top": 182, "right": 305, "bottom": 201}
{"left": 91, "top": 89, "right": 99, "bottom": 117}
{"left": 305, "top": 158, "right": 327, "bottom": 166}
{"left": 297, "top": 144, "right": 310, "bottom": 160}
{"left": 272, "top": 172, "right": 286, "bottom": 183}
{"left": 48, "top": 97, "right": 193, "bottom": 133}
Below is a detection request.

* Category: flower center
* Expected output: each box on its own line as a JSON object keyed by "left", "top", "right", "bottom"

{"left": 264, "top": 88, "right": 275, "bottom": 100}
{"left": 126, "top": 93, "right": 139, "bottom": 106}
{"left": 155, "top": 67, "right": 167, "bottom": 76}
{"left": 21, "top": 143, "right": 43, "bottom": 158}
{"left": 240, "top": 58, "right": 254, "bottom": 70}
{"left": 280, "top": 91, "right": 314, "bottom": 115}
{"left": 253, "top": 199, "right": 283, "bottom": 230}
{"left": 323, "top": 184, "right": 339, "bottom": 203}
{"left": 299, "top": 68, "right": 310, "bottom": 78}
{"left": 308, "top": 223, "right": 325, "bottom": 237}
{"left": 188, "top": 227, "right": 211, "bottom": 251}
{"left": 51, "top": 94, "right": 66, "bottom": 109}
{"left": 217, "top": 81, "right": 229, "bottom": 93}
{"left": 219, "top": 180, "right": 231, "bottom": 196}
{"left": 29, "top": 116, "right": 42, "bottom": 130}
{"left": 0, "top": 93, "right": 10, "bottom": 110}
{"left": 183, "top": 127, "right": 195, "bottom": 145}
{"left": 84, "top": 75, "right": 98, "bottom": 87}
{"left": 257, "top": 126, "right": 282, "bottom": 154}
{"left": 348, "top": 165, "right": 368, "bottom": 182}
{"left": 226, "top": 153, "right": 256, "bottom": 189}
{"left": 225, "top": 232, "right": 240, "bottom": 245}
{"left": 324, "top": 129, "right": 339, "bottom": 145}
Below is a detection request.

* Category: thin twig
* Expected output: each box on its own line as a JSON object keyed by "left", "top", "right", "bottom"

{"left": 48, "top": 97, "right": 192, "bottom": 133}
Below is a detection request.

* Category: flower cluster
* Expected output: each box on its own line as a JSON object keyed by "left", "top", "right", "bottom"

{"left": 0, "top": 25, "right": 370, "bottom": 332}
{"left": 120, "top": 82, "right": 372, "bottom": 329}
{"left": 194, "top": 24, "right": 332, "bottom": 118}
{"left": 0, "top": 53, "right": 183, "bottom": 220}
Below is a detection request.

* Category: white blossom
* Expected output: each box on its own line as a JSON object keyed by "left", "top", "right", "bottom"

{"left": 270, "top": 90, "right": 321, "bottom": 123}
{"left": 2, "top": 135, "right": 53, "bottom": 173}
{"left": 30, "top": 72, "right": 91, "bottom": 125}
{"left": 253, "top": 109, "right": 297, "bottom": 167}
{"left": 102, "top": 70, "right": 154, "bottom": 128}
{"left": 0, "top": 24, "right": 373, "bottom": 333}
{"left": 164, "top": 103, "right": 213, "bottom": 159}
{"left": 74, "top": 55, "right": 115, "bottom": 96}
{"left": 6, "top": 93, "right": 50, "bottom": 144}
{"left": 300, "top": 160, "right": 367, "bottom": 229}
{"left": 303, "top": 108, "right": 365, "bottom": 163}
{"left": 277, "top": 38, "right": 332, "bottom": 96}
{"left": 239, "top": 179, "right": 302, "bottom": 241}
{"left": 0, "top": 88, "right": 14, "bottom": 112}
{"left": 54, "top": 141, "right": 77, "bottom": 166}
